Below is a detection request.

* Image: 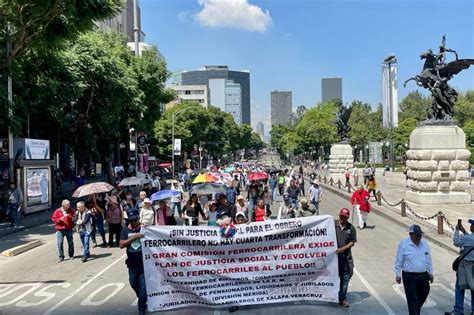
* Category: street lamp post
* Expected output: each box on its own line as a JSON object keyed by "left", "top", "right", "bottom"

{"left": 172, "top": 107, "right": 192, "bottom": 178}
{"left": 383, "top": 54, "right": 397, "bottom": 172}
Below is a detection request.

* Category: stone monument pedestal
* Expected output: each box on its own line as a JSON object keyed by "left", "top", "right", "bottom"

{"left": 329, "top": 143, "right": 354, "bottom": 175}
{"left": 406, "top": 125, "right": 471, "bottom": 204}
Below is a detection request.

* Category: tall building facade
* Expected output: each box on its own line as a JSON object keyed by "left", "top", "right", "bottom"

{"left": 181, "top": 66, "right": 251, "bottom": 125}
{"left": 321, "top": 78, "right": 342, "bottom": 103}
{"left": 256, "top": 122, "right": 265, "bottom": 141}
{"left": 271, "top": 91, "right": 292, "bottom": 127}
{"left": 225, "top": 81, "right": 242, "bottom": 125}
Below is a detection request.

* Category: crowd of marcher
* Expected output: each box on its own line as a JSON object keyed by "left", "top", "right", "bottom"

{"left": 47, "top": 160, "right": 474, "bottom": 315}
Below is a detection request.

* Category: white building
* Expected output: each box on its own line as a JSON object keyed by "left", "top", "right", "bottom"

{"left": 168, "top": 85, "right": 210, "bottom": 108}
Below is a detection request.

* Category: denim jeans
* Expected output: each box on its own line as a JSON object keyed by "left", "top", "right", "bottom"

{"left": 171, "top": 202, "right": 182, "bottom": 216}
{"left": 7, "top": 203, "right": 18, "bottom": 226}
{"left": 289, "top": 197, "right": 299, "bottom": 210}
{"left": 454, "top": 274, "right": 474, "bottom": 313}
{"left": 79, "top": 231, "right": 91, "bottom": 257}
{"left": 129, "top": 267, "right": 147, "bottom": 312}
{"left": 95, "top": 213, "right": 106, "bottom": 244}
{"left": 271, "top": 188, "right": 277, "bottom": 201}
{"left": 56, "top": 229, "right": 74, "bottom": 259}
{"left": 338, "top": 259, "right": 352, "bottom": 301}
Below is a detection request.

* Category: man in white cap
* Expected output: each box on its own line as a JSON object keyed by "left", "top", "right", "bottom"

{"left": 394, "top": 224, "right": 434, "bottom": 315}
{"left": 445, "top": 218, "right": 474, "bottom": 315}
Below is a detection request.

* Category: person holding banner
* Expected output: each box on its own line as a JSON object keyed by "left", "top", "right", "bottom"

{"left": 120, "top": 209, "right": 147, "bottom": 315}
{"left": 335, "top": 208, "right": 357, "bottom": 308}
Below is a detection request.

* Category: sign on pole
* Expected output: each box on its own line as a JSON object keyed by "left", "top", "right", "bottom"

{"left": 173, "top": 139, "right": 181, "bottom": 156}
{"left": 142, "top": 216, "right": 339, "bottom": 311}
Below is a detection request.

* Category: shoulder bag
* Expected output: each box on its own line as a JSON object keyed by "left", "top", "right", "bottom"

{"left": 453, "top": 247, "right": 474, "bottom": 271}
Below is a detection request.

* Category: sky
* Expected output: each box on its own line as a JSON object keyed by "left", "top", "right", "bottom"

{"left": 140, "top": 0, "right": 474, "bottom": 135}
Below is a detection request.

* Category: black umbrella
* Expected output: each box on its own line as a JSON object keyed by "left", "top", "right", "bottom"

{"left": 269, "top": 169, "right": 283, "bottom": 175}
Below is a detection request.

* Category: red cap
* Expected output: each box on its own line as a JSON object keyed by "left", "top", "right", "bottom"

{"left": 339, "top": 208, "right": 350, "bottom": 218}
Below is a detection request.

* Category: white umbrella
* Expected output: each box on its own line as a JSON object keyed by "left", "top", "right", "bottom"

{"left": 119, "top": 176, "right": 147, "bottom": 186}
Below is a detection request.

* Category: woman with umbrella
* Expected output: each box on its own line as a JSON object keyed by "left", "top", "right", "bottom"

{"left": 183, "top": 194, "right": 207, "bottom": 226}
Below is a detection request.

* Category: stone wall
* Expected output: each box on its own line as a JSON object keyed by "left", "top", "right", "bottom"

{"left": 406, "top": 125, "right": 471, "bottom": 204}
{"left": 329, "top": 143, "right": 354, "bottom": 174}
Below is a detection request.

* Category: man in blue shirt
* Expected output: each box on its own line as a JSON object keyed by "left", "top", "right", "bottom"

{"left": 394, "top": 225, "right": 434, "bottom": 315}
{"left": 445, "top": 219, "right": 474, "bottom": 315}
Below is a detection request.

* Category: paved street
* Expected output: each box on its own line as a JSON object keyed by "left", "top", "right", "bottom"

{"left": 0, "top": 177, "right": 462, "bottom": 315}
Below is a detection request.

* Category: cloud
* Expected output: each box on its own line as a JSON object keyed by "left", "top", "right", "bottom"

{"left": 195, "top": 0, "right": 272, "bottom": 32}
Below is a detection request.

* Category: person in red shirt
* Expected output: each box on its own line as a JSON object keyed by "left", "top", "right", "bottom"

{"left": 253, "top": 199, "right": 267, "bottom": 222}
{"left": 52, "top": 199, "right": 75, "bottom": 262}
{"left": 351, "top": 185, "right": 371, "bottom": 230}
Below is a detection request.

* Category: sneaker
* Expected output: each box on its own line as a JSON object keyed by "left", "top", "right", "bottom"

{"left": 92, "top": 243, "right": 97, "bottom": 248}
{"left": 69, "top": 256, "right": 74, "bottom": 261}
{"left": 81, "top": 257, "right": 87, "bottom": 263}
{"left": 57, "top": 257, "right": 64, "bottom": 263}
{"left": 339, "top": 300, "right": 349, "bottom": 308}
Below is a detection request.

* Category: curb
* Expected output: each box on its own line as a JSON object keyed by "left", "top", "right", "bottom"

{"left": 319, "top": 181, "right": 458, "bottom": 255}
{"left": 2, "top": 239, "right": 42, "bottom": 257}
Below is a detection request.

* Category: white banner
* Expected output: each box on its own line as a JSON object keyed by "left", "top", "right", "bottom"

{"left": 142, "top": 216, "right": 339, "bottom": 312}
{"left": 173, "top": 138, "right": 181, "bottom": 156}
{"left": 25, "top": 138, "right": 50, "bottom": 159}
{"left": 382, "top": 65, "right": 399, "bottom": 128}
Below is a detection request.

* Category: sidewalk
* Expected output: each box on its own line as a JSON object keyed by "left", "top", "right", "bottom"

{"left": 0, "top": 177, "right": 105, "bottom": 239}
{"left": 315, "top": 169, "right": 474, "bottom": 254}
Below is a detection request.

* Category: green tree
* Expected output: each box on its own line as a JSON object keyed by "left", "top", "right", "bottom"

{"left": 454, "top": 91, "right": 474, "bottom": 128}
{"left": 0, "top": 0, "right": 121, "bottom": 70}
{"left": 295, "top": 100, "right": 338, "bottom": 154}
{"left": 399, "top": 90, "right": 431, "bottom": 122}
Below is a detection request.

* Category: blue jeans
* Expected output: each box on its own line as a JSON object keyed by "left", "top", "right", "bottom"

{"left": 7, "top": 203, "right": 18, "bottom": 226}
{"left": 79, "top": 231, "right": 91, "bottom": 257}
{"left": 129, "top": 267, "right": 147, "bottom": 311}
{"left": 171, "top": 202, "right": 182, "bottom": 216}
{"left": 95, "top": 213, "right": 106, "bottom": 244}
{"left": 454, "top": 274, "right": 474, "bottom": 313}
{"left": 56, "top": 230, "right": 74, "bottom": 259}
{"left": 271, "top": 188, "right": 277, "bottom": 201}
{"left": 289, "top": 197, "right": 298, "bottom": 210}
{"left": 338, "top": 258, "right": 352, "bottom": 301}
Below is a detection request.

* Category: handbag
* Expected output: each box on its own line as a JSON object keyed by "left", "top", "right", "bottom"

{"left": 452, "top": 247, "right": 474, "bottom": 271}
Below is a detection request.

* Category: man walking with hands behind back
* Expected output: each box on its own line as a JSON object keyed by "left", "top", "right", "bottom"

{"left": 394, "top": 224, "right": 434, "bottom": 315}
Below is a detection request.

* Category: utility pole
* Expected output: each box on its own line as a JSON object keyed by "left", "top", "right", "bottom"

{"left": 7, "top": 36, "right": 14, "bottom": 182}
{"left": 133, "top": 0, "right": 139, "bottom": 174}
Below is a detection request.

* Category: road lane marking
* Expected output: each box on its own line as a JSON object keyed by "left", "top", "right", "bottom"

{"left": 44, "top": 254, "right": 126, "bottom": 315}
{"left": 16, "top": 283, "right": 71, "bottom": 307}
{"left": 354, "top": 267, "right": 395, "bottom": 315}
{"left": 81, "top": 283, "right": 125, "bottom": 306}
{"left": 0, "top": 283, "right": 42, "bottom": 306}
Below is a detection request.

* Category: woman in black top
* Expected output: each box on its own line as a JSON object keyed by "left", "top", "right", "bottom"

{"left": 183, "top": 194, "right": 207, "bottom": 226}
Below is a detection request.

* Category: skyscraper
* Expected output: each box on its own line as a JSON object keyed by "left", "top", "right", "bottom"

{"left": 256, "top": 122, "right": 265, "bottom": 141}
{"left": 181, "top": 66, "right": 251, "bottom": 125}
{"left": 321, "top": 78, "right": 342, "bottom": 103}
{"left": 271, "top": 91, "right": 292, "bottom": 127}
